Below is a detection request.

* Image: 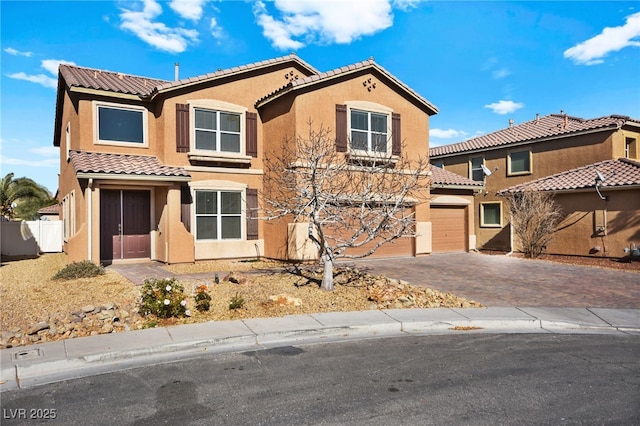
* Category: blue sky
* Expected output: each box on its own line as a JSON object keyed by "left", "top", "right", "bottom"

{"left": 1, "top": 0, "right": 639, "bottom": 194}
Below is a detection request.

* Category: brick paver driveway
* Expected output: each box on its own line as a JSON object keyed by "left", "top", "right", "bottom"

{"left": 347, "top": 253, "right": 640, "bottom": 308}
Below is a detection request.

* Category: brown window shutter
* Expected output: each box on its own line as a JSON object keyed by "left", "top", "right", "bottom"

{"left": 392, "top": 112, "right": 401, "bottom": 156}
{"left": 335, "top": 104, "right": 348, "bottom": 152}
{"left": 246, "top": 112, "right": 258, "bottom": 157}
{"left": 180, "top": 185, "right": 192, "bottom": 232}
{"left": 176, "top": 103, "right": 190, "bottom": 153}
{"left": 246, "top": 188, "right": 258, "bottom": 240}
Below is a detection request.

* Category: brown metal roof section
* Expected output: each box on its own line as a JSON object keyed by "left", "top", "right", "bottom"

{"left": 255, "top": 58, "right": 439, "bottom": 115}
{"left": 499, "top": 158, "right": 640, "bottom": 193}
{"left": 149, "top": 53, "right": 319, "bottom": 98}
{"left": 430, "top": 114, "right": 640, "bottom": 158}
{"left": 59, "top": 65, "right": 168, "bottom": 97}
{"left": 69, "top": 151, "right": 190, "bottom": 179}
{"left": 429, "top": 164, "right": 483, "bottom": 188}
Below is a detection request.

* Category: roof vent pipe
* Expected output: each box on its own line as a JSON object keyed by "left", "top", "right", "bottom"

{"left": 509, "top": 118, "right": 514, "bottom": 128}
{"left": 174, "top": 62, "right": 179, "bottom": 81}
{"left": 535, "top": 113, "right": 540, "bottom": 123}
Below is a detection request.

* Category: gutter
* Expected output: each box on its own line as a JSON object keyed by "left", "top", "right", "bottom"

{"left": 76, "top": 173, "right": 191, "bottom": 183}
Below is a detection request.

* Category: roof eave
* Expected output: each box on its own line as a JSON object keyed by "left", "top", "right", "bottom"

{"left": 76, "top": 172, "right": 191, "bottom": 182}
{"left": 431, "top": 183, "right": 484, "bottom": 192}
{"left": 430, "top": 126, "right": 619, "bottom": 159}
{"left": 69, "top": 86, "right": 147, "bottom": 101}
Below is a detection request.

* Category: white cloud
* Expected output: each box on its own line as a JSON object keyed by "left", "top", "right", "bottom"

{"left": 4, "top": 47, "right": 33, "bottom": 57}
{"left": 564, "top": 11, "right": 640, "bottom": 65}
{"left": 29, "top": 146, "right": 59, "bottom": 157}
{"left": 253, "top": 0, "right": 394, "bottom": 50}
{"left": 120, "top": 0, "right": 199, "bottom": 53}
{"left": 1, "top": 154, "right": 58, "bottom": 168}
{"left": 41, "top": 59, "right": 76, "bottom": 75}
{"left": 484, "top": 100, "right": 524, "bottom": 115}
{"left": 210, "top": 17, "right": 224, "bottom": 40}
{"left": 492, "top": 68, "right": 510, "bottom": 79}
{"left": 169, "top": 0, "right": 205, "bottom": 22}
{"left": 430, "top": 128, "right": 468, "bottom": 139}
{"left": 6, "top": 59, "right": 75, "bottom": 89}
{"left": 392, "top": 0, "right": 421, "bottom": 12}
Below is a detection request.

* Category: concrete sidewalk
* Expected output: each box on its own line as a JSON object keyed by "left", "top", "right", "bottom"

{"left": 2, "top": 306, "right": 638, "bottom": 392}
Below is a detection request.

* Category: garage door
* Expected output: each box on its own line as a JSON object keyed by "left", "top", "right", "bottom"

{"left": 431, "top": 206, "right": 467, "bottom": 252}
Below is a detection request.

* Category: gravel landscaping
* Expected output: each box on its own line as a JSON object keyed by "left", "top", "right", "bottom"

{"left": 0, "top": 253, "right": 482, "bottom": 349}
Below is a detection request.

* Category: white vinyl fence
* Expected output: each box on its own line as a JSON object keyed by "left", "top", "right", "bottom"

{"left": 1, "top": 220, "right": 63, "bottom": 256}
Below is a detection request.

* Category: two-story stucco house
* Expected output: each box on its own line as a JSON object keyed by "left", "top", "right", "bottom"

{"left": 429, "top": 113, "right": 640, "bottom": 257}
{"left": 53, "top": 54, "right": 439, "bottom": 265}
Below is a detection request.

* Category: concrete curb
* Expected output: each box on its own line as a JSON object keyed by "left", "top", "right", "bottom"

{"left": 1, "top": 307, "right": 638, "bottom": 392}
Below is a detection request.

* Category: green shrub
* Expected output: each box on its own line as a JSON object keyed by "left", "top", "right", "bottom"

{"left": 194, "top": 283, "right": 212, "bottom": 312}
{"left": 53, "top": 260, "right": 105, "bottom": 280}
{"left": 229, "top": 292, "right": 245, "bottom": 310}
{"left": 139, "top": 277, "right": 188, "bottom": 318}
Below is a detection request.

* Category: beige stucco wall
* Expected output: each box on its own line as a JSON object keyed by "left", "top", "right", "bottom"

{"left": 260, "top": 68, "right": 432, "bottom": 260}
{"left": 539, "top": 188, "right": 640, "bottom": 258}
{"left": 436, "top": 130, "right": 630, "bottom": 251}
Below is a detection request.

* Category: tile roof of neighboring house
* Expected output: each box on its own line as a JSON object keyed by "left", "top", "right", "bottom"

{"left": 38, "top": 204, "right": 60, "bottom": 215}
{"left": 69, "top": 151, "right": 190, "bottom": 180}
{"left": 59, "top": 65, "right": 168, "bottom": 97}
{"left": 430, "top": 114, "right": 640, "bottom": 157}
{"left": 255, "top": 58, "right": 439, "bottom": 115}
{"left": 429, "top": 164, "right": 484, "bottom": 189}
{"left": 499, "top": 158, "right": 640, "bottom": 193}
{"left": 58, "top": 54, "right": 318, "bottom": 99}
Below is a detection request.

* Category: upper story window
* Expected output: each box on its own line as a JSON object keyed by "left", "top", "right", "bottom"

{"left": 508, "top": 149, "right": 532, "bottom": 175}
{"left": 194, "top": 109, "right": 241, "bottom": 153}
{"left": 350, "top": 109, "right": 388, "bottom": 153}
{"left": 470, "top": 156, "right": 485, "bottom": 182}
{"left": 95, "top": 102, "right": 147, "bottom": 146}
{"left": 432, "top": 160, "right": 444, "bottom": 169}
{"left": 625, "top": 137, "right": 637, "bottom": 159}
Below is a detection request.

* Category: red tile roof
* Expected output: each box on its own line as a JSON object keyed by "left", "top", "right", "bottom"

{"left": 429, "top": 164, "right": 483, "bottom": 189}
{"left": 59, "top": 65, "right": 167, "bottom": 97}
{"left": 430, "top": 114, "right": 640, "bottom": 157}
{"left": 255, "top": 58, "right": 439, "bottom": 115}
{"left": 58, "top": 54, "right": 318, "bottom": 99}
{"left": 38, "top": 204, "right": 60, "bottom": 215}
{"left": 499, "top": 158, "right": 640, "bottom": 193}
{"left": 69, "top": 151, "right": 190, "bottom": 180}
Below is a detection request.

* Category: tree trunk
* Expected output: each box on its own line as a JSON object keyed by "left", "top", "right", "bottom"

{"left": 320, "top": 252, "right": 334, "bottom": 291}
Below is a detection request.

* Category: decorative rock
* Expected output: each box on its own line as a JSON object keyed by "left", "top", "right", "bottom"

{"left": 100, "top": 323, "right": 114, "bottom": 334}
{"left": 81, "top": 305, "right": 95, "bottom": 313}
{"left": 27, "top": 322, "right": 50, "bottom": 335}
{"left": 268, "top": 294, "right": 302, "bottom": 306}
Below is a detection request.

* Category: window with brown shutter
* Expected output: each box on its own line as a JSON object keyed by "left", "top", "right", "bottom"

{"left": 246, "top": 112, "right": 258, "bottom": 157}
{"left": 180, "top": 185, "right": 192, "bottom": 232}
{"left": 246, "top": 188, "right": 258, "bottom": 240}
{"left": 176, "top": 103, "right": 190, "bottom": 153}
{"left": 335, "top": 104, "right": 347, "bottom": 152}
{"left": 392, "top": 112, "right": 401, "bottom": 156}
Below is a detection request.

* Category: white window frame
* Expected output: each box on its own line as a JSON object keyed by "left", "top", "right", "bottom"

{"left": 65, "top": 122, "right": 71, "bottom": 162}
{"left": 507, "top": 149, "right": 532, "bottom": 176}
{"left": 189, "top": 100, "right": 247, "bottom": 158}
{"left": 625, "top": 137, "right": 637, "bottom": 159}
{"left": 480, "top": 201, "right": 502, "bottom": 228}
{"left": 62, "top": 191, "right": 76, "bottom": 242}
{"left": 469, "top": 156, "right": 485, "bottom": 182}
{"left": 93, "top": 101, "right": 148, "bottom": 147}
{"left": 345, "top": 101, "right": 393, "bottom": 156}
{"left": 192, "top": 182, "right": 246, "bottom": 241}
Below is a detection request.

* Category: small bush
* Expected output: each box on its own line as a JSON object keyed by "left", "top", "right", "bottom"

{"left": 53, "top": 260, "right": 105, "bottom": 280}
{"left": 229, "top": 292, "right": 245, "bottom": 310}
{"left": 194, "top": 284, "right": 212, "bottom": 312}
{"left": 139, "top": 277, "right": 188, "bottom": 318}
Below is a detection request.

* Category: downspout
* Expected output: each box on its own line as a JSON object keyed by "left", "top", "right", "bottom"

{"left": 506, "top": 210, "right": 514, "bottom": 256}
{"left": 87, "top": 178, "right": 93, "bottom": 262}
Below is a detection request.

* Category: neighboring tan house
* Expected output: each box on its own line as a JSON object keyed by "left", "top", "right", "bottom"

{"left": 429, "top": 113, "right": 640, "bottom": 256}
{"left": 53, "top": 54, "right": 439, "bottom": 265}
{"left": 37, "top": 204, "right": 60, "bottom": 221}
{"left": 428, "top": 164, "right": 483, "bottom": 253}
{"left": 499, "top": 158, "right": 640, "bottom": 258}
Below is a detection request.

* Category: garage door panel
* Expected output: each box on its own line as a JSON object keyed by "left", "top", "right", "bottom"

{"left": 431, "top": 206, "right": 467, "bottom": 253}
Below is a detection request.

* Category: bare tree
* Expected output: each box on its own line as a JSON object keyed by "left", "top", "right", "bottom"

{"left": 262, "top": 122, "right": 430, "bottom": 291}
{"left": 504, "top": 190, "right": 563, "bottom": 258}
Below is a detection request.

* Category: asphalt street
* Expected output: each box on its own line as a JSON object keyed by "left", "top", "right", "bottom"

{"left": 2, "top": 334, "right": 639, "bottom": 425}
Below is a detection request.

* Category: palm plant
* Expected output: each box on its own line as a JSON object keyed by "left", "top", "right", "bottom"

{"left": 1, "top": 173, "right": 56, "bottom": 220}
